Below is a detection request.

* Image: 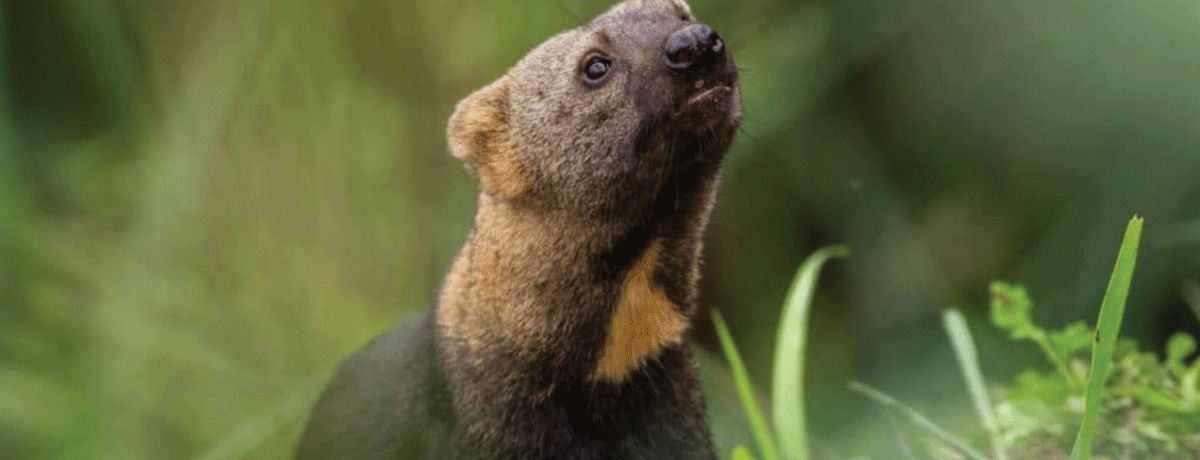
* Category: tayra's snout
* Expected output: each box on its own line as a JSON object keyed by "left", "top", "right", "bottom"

{"left": 664, "top": 24, "right": 725, "bottom": 73}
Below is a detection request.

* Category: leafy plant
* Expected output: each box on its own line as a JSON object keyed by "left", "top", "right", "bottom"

{"left": 991, "top": 229, "right": 1200, "bottom": 458}
{"left": 716, "top": 216, "right": 1200, "bottom": 459}
{"left": 863, "top": 217, "right": 1200, "bottom": 458}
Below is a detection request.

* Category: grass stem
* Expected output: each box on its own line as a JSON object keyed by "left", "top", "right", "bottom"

{"left": 943, "top": 309, "right": 1007, "bottom": 460}
{"left": 1070, "top": 216, "right": 1144, "bottom": 460}
{"left": 848, "top": 381, "right": 989, "bottom": 460}
{"left": 771, "top": 245, "right": 849, "bottom": 460}
{"left": 713, "top": 310, "right": 781, "bottom": 460}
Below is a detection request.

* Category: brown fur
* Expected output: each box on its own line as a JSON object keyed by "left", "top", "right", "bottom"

{"left": 434, "top": 0, "right": 740, "bottom": 451}
{"left": 299, "top": 1, "right": 740, "bottom": 457}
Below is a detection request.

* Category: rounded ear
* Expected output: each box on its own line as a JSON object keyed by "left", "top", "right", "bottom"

{"left": 447, "top": 77, "right": 510, "bottom": 164}
{"left": 446, "top": 77, "right": 528, "bottom": 198}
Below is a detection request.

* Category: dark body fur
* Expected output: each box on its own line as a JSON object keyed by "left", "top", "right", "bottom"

{"left": 298, "top": 0, "right": 740, "bottom": 458}
{"left": 298, "top": 315, "right": 712, "bottom": 460}
{"left": 297, "top": 313, "right": 454, "bottom": 459}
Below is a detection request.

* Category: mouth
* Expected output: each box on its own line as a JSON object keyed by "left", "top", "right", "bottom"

{"left": 681, "top": 83, "right": 742, "bottom": 130}
{"left": 686, "top": 85, "right": 734, "bottom": 107}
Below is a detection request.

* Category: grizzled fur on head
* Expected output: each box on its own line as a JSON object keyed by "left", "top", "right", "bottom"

{"left": 447, "top": 0, "right": 741, "bottom": 222}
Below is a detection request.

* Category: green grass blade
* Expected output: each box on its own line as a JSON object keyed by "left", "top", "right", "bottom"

{"left": 772, "top": 245, "right": 850, "bottom": 460}
{"left": 712, "top": 310, "right": 780, "bottom": 460}
{"left": 943, "top": 309, "right": 1007, "bottom": 460}
{"left": 1070, "top": 216, "right": 1144, "bottom": 460}
{"left": 848, "top": 381, "right": 989, "bottom": 460}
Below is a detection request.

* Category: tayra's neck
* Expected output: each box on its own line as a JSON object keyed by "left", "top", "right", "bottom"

{"left": 436, "top": 169, "right": 719, "bottom": 384}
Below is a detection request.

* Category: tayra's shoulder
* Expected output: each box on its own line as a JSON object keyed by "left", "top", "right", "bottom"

{"left": 296, "top": 311, "right": 453, "bottom": 460}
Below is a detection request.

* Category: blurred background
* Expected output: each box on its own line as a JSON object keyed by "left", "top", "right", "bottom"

{"left": 3, "top": 0, "right": 1199, "bottom": 458}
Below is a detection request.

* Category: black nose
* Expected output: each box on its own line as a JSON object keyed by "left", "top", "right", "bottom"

{"left": 664, "top": 24, "right": 725, "bottom": 72}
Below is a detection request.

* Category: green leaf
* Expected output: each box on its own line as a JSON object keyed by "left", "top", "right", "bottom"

{"left": 943, "top": 309, "right": 1008, "bottom": 460}
{"left": 1136, "top": 387, "right": 1184, "bottom": 412}
{"left": 991, "top": 282, "right": 1078, "bottom": 387}
{"left": 771, "top": 245, "right": 849, "bottom": 460}
{"left": 1070, "top": 216, "right": 1144, "bottom": 460}
{"left": 990, "top": 282, "right": 1038, "bottom": 340}
{"left": 1166, "top": 333, "right": 1196, "bottom": 375}
{"left": 712, "top": 310, "right": 780, "bottom": 460}
{"left": 1048, "top": 322, "right": 1095, "bottom": 359}
{"left": 1008, "top": 368, "right": 1072, "bottom": 406}
{"left": 1180, "top": 365, "right": 1199, "bottom": 407}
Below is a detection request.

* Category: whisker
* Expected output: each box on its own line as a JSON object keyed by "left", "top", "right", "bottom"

{"left": 736, "top": 126, "right": 766, "bottom": 149}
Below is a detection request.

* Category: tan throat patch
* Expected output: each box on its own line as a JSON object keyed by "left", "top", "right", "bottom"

{"left": 592, "top": 243, "right": 688, "bottom": 383}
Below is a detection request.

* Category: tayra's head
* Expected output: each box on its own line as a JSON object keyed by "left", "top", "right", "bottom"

{"left": 447, "top": 0, "right": 740, "bottom": 222}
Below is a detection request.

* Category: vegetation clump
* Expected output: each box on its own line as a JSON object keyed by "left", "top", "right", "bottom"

{"left": 719, "top": 217, "right": 1200, "bottom": 459}
{"left": 990, "top": 281, "right": 1200, "bottom": 459}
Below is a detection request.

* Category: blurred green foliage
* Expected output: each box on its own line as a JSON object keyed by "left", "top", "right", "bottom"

{"left": 2, "top": 0, "right": 1199, "bottom": 458}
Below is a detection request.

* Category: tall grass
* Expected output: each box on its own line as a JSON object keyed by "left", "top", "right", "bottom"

{"left": 771, "top": 246, "right": 849, "bottom": 460}
{"left": 943, "top": 309, "right": 1006, "bottom": 460}
{"left": 1070, "top": 216, "right": 1144, "bottom": 460}
{"left": 713, "top": 246, "right": 847, "bottom": 460}
{"left": 713, "top": 310, "right": 780, "bottom": 460}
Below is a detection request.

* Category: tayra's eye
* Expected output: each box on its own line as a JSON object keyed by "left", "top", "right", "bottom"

{"left": 582, "top": 56, "right": 612, "bottom": 84}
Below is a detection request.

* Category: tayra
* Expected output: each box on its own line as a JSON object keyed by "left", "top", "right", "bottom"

{"left": 296, "top": 0, "right": 741, "bottom": 458}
